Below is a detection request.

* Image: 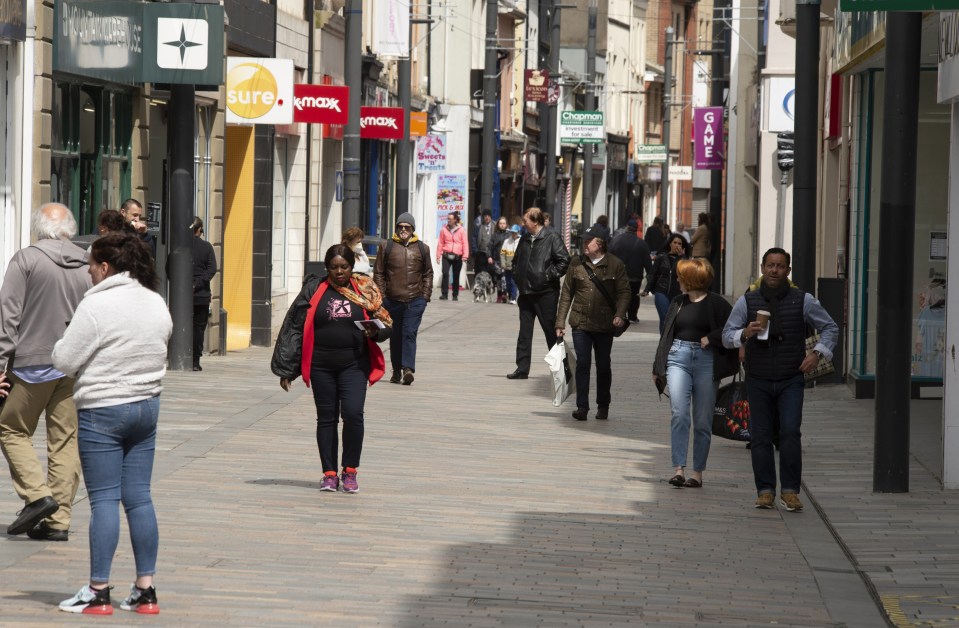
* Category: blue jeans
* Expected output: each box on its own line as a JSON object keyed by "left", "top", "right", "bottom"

{"left": 384, "top": 297, "right": 427, "bottom": 372}
{"left": 666, "top": 340, "right": 717, "bottom": 472}
{"left": 78, "top": 397, "right": 160, "bottom": 583}
{"left": 654, "top": 292, "right": 671, "bottom": 333}
{"left": 311, "top": 362, "right": 367, "bottom": 473}
{"left": 571, "top": 329, "right": 613, "bottom": 411}
{"left": 505, "top": 270, "right": 517, "bottom": 300}
{"left": 746, "top": 374, "right": 805, "bottom": 495}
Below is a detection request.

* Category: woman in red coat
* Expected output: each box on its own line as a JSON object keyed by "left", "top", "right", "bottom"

{"left": 271, "top": 244, "right": 391, "bottom": 494}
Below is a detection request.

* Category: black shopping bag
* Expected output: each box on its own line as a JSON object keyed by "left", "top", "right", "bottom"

{"left": 713, "top": 374, "right": 751, "bottom": 442}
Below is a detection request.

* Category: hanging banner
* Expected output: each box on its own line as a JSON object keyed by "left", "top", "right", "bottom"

{"left": 293, "top": 84, "right": 349, "bottom": 124}
{"left": 360, "top": 106, "right": 404, "bottom": 140}
{"left": 226, "top": 57, "right": 294, "bottom": 124}
{"left": 693, "top": 106, "right": 724, "bottom": 170}
{"left": 410, "top": 111, "right": 429, "bottom": 137}
{"left": 416, "top": 135, "right": 447, "bottom": 173}
{"left": 373, "top": 0, "right": 410, "bottom": 58}
{"left": 525, "top": 69, "right": 550, "bottom": 103}
{"left": 435, "top": 174, "right": 466, "bottom": 238}
{"left": 559, "top": 111, "right": 605, "bottom": 144}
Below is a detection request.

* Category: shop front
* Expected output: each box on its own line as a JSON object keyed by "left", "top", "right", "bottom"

{"left": 839, "top": 12, "right": 948, "bottom": 398}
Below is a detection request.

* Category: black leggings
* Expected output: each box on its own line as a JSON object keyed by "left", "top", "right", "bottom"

{"left": 441, "top": 256, "right": 463, "bottom": 297}
{"left": 310, "top": 362, "right": 368, "bottom": 473}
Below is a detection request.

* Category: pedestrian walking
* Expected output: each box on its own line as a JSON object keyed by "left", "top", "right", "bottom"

{"left": 652, "top": 259, "right": 739, "bottom": 488}
{"left": 436, "top": 211, "right": 469, "bottom": 301}
{"left": 690, "top": 212, "right": 712, "bottom": 259}
{"left": 374, "top": 213, "right": 433, "bottom": 385}
{"left": 722, "top": 247, "right": 838, "bottom": 511}
{"left": 608, "top": 219, "right": 652, "bottom": 323}
{"left": 500, "top": 225, "right": 522, "bottom": 303}
{"left": 643, "top": 216, "right": 667, "bottom": 254}
{"left": 507, "top": 206, "right": 570, "bottom": 379}
{"left": 472, "top": 209, "right": 494, "bottom": 275}
{"left": 642, "top": 233, "right": 691, "bottom": 333}
{"left": 488, "top": 216, "right": 510, "bottom": 302}
{"left": 342, "top": 227, "right": 371, "bottom": 276}
{"left": 555, "top": 224, "right": 630, "bottom": 421}
{"left": 0, "top": 203, "right": 91, "bottom": 542}
{"left": 190, "top": 217, "right": 218, "bottom": 371}
{"left": 272, "top": 244, "right": 392, "bottom": 495}
{"left": 53, "top": 232, "right": 173, "bottom": 615}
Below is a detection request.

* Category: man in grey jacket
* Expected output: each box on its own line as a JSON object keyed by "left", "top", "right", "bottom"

{"left": 0, "top": 203, "right": 91, "bottom": 541}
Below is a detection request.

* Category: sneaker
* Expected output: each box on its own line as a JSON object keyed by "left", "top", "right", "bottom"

{"left": 389, "top": 370, "right": 402, "bottom": 384}
{"left": 779, "top": 492, "right": 804, "bottom": 512}
{"left": 754, "top": 493, "right": 775, "bottom": 509}
{"left": 402, "top": 368, "right": 414, "bottom": 385}
{"left": 60, "top": 585, "right": 113, "bottom": 615}
{"left": 341, "top": 468, "right": 359, "bottom": 493}
{"left": 120, "top": 584, "right": 159, "bottom": 614}
{"left": 508, "top": 299, "right": 516, "bottom": 305}
{"left": 320, "top": 473, "right": 339, "bottom": 492}
{"left": 27, "top": 521, "right": 69, "bottom": 541}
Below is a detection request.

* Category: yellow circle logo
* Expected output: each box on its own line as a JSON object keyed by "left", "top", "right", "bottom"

{"left": 227, "top": 63, "right": 282, "bottom": 119}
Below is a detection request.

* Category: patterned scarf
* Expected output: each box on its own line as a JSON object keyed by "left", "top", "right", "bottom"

{"left": 330, "top": 274, "right": 393, "bottom": 326}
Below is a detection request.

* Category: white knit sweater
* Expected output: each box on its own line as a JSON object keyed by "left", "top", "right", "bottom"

{"left": 53, "top": 273, "right": 173, "bottom": 409}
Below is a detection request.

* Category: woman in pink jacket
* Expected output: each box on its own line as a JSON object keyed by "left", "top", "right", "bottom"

{"left": 436, "top": 211, "right": 470, "bottom": 301}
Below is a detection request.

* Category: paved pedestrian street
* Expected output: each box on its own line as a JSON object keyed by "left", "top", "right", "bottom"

{"left": 1, "top": 299, "right": 956, "bottom": 626}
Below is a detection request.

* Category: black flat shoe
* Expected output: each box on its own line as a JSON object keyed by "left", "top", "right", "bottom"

{"left": 506, "top": 370, "right": 528, "bottom": 380}
{"left": 668, "top": 475, "right": 685, "bottom": 488}
{"left": 683, "top": 478, "right": 702, "bottom": 488}
{"left": 27, "top": 521, "right": 69, "bottom": 541}
{"left": 572, "top": 408, "right": 588, "bottom": 421}
{"left": 7, "top": 496, "right": 59, "bottom": 536}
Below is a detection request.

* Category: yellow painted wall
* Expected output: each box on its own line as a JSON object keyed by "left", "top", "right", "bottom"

{"left": 223, "top": 126, "right": 254, "bottom": 351}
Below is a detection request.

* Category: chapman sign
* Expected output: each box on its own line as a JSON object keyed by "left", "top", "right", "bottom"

{"left": 559, "top": 111, "right": 604, "bottom": 144}
{"left": 293, "top": 84, "right": 349, "bottom": 124}
{"left": 360, "top": 106, "right": 404, "bottom": 140}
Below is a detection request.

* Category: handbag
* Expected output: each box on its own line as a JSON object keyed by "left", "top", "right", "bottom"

{"left": 804, "top": 333, "right": 835, "bottom": 381}
{"left": 445, "top": 252, "right": 460, "bottom": 262}
{"left": 712, "top": 371, "right": 751, "bottom": 441}
{"left": 580, "top": 256, "right": 629, "bottom": 337}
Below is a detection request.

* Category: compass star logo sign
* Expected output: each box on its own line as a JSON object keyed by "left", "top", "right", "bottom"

{"left": 156, "top": 18, "right": 208, "bottom": 70}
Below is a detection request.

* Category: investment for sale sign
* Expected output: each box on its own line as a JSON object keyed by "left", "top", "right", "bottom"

{"left": 636, "top": 144, "right": 668, "bottom": 163}
{"left": 559, "top": 111, "right": 604, "bottom": 144}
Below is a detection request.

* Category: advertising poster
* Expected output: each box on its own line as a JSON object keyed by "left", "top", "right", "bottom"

{"left": 693, "top": 106, "right": 724, "bottom": 170}
{"left": 525, "top": 69, "right": 549, "bottom": 102}
{"left": 435, "top": 174, "right": 466, "bottom": 238}
{"left": 913, "top": 275, "right": 946, "bottom": 378}
{"left": 416, "top": 135, "right": 447, "bottom": 173}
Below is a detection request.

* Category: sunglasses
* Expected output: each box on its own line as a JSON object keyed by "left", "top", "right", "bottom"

{"left": 397, "top": 225, "right": 413, "bottom": 231}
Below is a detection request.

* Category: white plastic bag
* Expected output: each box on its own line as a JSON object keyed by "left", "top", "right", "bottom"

{"left": 544, "top": 340, "right": 576, "bottom": 407}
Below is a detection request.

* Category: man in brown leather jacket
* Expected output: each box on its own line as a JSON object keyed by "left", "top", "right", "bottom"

{"left": 374, "top": 213, "right": 433, "bottom": 385}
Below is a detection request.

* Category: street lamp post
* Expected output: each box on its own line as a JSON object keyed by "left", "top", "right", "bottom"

{"left": 660, "top": 26, "right": 674, "bottom": 224}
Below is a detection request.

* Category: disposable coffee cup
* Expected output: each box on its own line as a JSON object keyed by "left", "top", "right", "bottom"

{"left": 756, "top": 310, "right": 770, "bottom": 329}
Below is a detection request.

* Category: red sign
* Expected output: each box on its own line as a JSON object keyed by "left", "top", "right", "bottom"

{"left": 293, "top": 84, "right": 349, "bottom": 124}
{"left": 525, "top": 69, "right": 549, "bottom": 103}
{"left": 360, "top": 106, "right": 404, "bottom": 140}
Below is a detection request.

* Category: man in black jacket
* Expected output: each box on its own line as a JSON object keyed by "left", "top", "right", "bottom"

{"left": 608, "top": 219, "right": 652, "bottom": 322}
{"left": 643, "top": 215, "right": 666, "bottom": 254}
{"left": 507, "top": 207, "right": 570, "bottom": 379}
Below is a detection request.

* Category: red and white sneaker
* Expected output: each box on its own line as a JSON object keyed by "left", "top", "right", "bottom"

{"left": 120, "top": 583, "right": 160, "bottom": 614}
{"left": 59, "top": 585, "right": 113, "bottom": 614}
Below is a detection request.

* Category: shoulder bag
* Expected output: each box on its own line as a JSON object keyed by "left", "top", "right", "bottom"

{"left": 580, "top": 256, "right": 629, "bottom": 337}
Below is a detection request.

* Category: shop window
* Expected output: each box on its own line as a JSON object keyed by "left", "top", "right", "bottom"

{"left": 50, "top": 81, "right": 132, "bottom": 234}
{"left": 272, "top": 136, "right": 290, "bottom": 291}
{"left": 195, "top": 106, "right": 215, "bottom": 232}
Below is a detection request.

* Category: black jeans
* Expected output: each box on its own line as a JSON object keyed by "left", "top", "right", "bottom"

{"left": 571, "top": 329, "right": 614, "bottom": 411}
{"left": 473, "top": 252, "right": 489, "bottom": 275}
{"left": 441, "top": 255, "right": 463, "bottom": 297}
{"left": 310, "top": 362, "right": 368, "bottom": 473}
{"left": 193, "top": 303, "right": 210, "bottom": 364}
{"left": 514, "top": 290, "right": 559, "bottom": 373}
{"left": 627, "top": 280, "right": 642, "bottom": 321}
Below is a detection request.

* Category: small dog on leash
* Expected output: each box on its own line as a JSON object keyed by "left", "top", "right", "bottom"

{"left": 472, "top": 271, "right": 496, "bottom": 303}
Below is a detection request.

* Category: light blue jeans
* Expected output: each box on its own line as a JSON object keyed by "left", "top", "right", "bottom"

{"left": 78, "top": 397, "right": 160, "bottom": 583}
{"left": 666, "top": 340, "right": 717, "bottom": 472}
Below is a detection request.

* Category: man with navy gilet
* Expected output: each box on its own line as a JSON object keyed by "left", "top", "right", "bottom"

{"left": 722, "top": 248, "right": 838, "bottom": 512}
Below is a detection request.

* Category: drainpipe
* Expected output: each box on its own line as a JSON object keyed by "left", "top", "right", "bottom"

{"left": 20, "top": 0, "right": 35, "bottom": 247}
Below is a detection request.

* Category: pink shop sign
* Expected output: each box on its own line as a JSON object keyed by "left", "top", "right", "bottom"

{"left": 694, "top": 107, "right": 725, "bottom": 170}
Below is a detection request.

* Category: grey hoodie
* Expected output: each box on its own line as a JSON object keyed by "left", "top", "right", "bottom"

{"left": 0, "top": 239, "right": 92, "bottom": 372}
